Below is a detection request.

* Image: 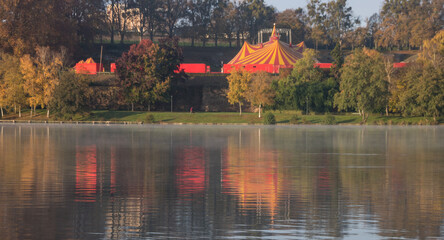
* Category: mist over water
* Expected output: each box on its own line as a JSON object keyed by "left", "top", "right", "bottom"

{"left": 0, "top": 124, "right": 443, "bottom": 239}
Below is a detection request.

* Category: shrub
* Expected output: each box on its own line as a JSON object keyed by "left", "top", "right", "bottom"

{"left": 50, "top": 71, "right": 90, "bottom": 119}
{"left": 263, "top": 112, "right": 276, "bottom": 125}
{"left": 289, "top": 115, "right": 300, "bottom": 124}
{"left": 301, "top": 116, "right": 310, "bottom": 124}
{"left": 323, "top": 115, "right": 336, "bottom": 125}
{"left": 145, "top": 114, "right": 155, "bottom": 123}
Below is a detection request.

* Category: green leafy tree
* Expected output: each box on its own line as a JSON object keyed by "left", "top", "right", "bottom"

{"left": 397, "top": 31, "right": 444, "bottom": 121}
{"left": 334, "top": 48, "right": 389, "bottom": 122}
{"left": 325, "top": 0, "right": 359, "bottom": 46}
{"left": 306, "top": 0, "right": 327, "bottom": 50}
{"left": 273, "top": 49, "right": 335, "bottom": 113}
{"left": 50, "top": 71, "right": 90, "bottom": 119}
{"left": 246, "top": 71, "right": 275, "bottom": 118}
{"left": 226, "top": 68, "right": 251, "bottom": 115}
{"left": 116, "top": 38, "right": 183, "bottom": 111}
{"left": 330, "top": 42, "right": 344, "bottom": 80}
{"left": 276, "top": 8, "right": 307, "bottom": 44}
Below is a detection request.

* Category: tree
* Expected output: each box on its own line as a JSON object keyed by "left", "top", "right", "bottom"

{"left": 246, "top": 71, "right": 275, "bottom": 118}
{"left": 0, "top": 53, "right": 26, "bottom": 117}
{"left": 276, "top": 8, "right": 307, "bottom": 44}
{"left": 226, "top": 68, "right": 251, "bottom": 115}
{"left": 161, "top": 0, "right": 187, "bottom": 37}
{"left": 306, "top": 0, "right": 327, "bottom": 50}
{"left": 376, "top": 0, "right": 443, "bottom": 50}
{"left": 243, "top": 0, "right": 276, "bottom": 43}
{"left": 325, "top": 0, "right": 359, "bottom": 46}
{"left": 116, "top": 38, "right": 183, "bottom": 111}
{"left": 334, "top": 48, "right": 389, "bottom": 122}
{"left": 273, "top": 49, "right": 335, "bottom": 113}
{"left": 20, "top": 54, "right": 43, "bottom": 118}
{"left": 397, "top": 30, "right": 444, "bottom": 121}
{"left": 50, "top": 71, "right": 90, "bottom": 119}
{"left": 330, "top": 42, "right": 344, "bottom": 80}
{"left": 131, "top": 0, "right": 161, "bottom": 41}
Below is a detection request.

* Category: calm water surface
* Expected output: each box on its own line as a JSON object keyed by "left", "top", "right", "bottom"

{"left": 0, "top": 124, "right": 443, "bottom": 240}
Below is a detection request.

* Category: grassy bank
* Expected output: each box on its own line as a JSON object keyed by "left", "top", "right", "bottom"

{"left": 0, "top": 110, "right": 442, "bottom": 126}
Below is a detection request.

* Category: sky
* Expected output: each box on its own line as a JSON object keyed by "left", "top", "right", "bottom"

{"left": 265, "top": 0, "right": 385, "bottom": 21}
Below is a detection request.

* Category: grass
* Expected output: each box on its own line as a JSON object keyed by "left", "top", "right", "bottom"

{"left": 1, "top": 109, "right": 442, "bottom": 126}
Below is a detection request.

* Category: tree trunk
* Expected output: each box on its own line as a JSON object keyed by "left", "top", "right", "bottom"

{"left": 239, "top": 103, "right": 242, "bottom": 116}
{"left": 131, "top": 103, "right": 134, "bottom": 112}
{"left": 148, "top": 103, "right": 151, "bottom": 112}
{"left": 30, "top": 107, "right": 33, "bottom": 118}
{"left": 236, "top": 32, "right": 240, "bottom": 48}
{"left": 386, "top": 106, "right": 389, "bottom": 116}
{"left": 14, "top": 103, "right": 16, "bottom": 114}
{"left": 258, "top": 104, "right": 262, "bottom": 118}
{"left": 19, "top": 106, "right": 21, "bottom": 118}
{"left": 120, "top": 32, "right": 125, "bottom": 44}
{"left": 1, "top": 107, "right": 3, "bottom": 118}
{"left": 47, "top": 108, "right": 50, "bottom": 118}
{"left": 214, "top": 33, "right": 218, "bottom": 47}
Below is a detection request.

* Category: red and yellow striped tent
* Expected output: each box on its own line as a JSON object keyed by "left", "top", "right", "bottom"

{"left": 224, "top": 25, "right": 306, "bottom": 74}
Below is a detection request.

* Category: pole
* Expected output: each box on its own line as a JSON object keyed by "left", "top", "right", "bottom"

{"left": 99, "top": 45, "right": 103, "bottom": 72}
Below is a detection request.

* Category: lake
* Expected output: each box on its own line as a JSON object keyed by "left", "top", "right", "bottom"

{"left": 0, "top": 124, "right": 443, "bottom": 239}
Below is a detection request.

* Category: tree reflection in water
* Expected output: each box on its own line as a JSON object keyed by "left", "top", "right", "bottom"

{"left": 0, "top": 125, "right": 442, "bottom": 239}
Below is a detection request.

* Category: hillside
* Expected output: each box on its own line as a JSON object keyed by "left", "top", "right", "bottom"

{"left": 76, "top": 43, "right": 418, "bottom": 72}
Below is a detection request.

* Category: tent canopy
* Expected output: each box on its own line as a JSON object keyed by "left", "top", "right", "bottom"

{"left": 224, "top": 25, "right": 306, "bottom": 73}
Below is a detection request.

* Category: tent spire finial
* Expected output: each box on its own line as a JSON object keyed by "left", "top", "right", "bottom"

{"left": 270, "top": 23, "right": 279, "bottom": 41}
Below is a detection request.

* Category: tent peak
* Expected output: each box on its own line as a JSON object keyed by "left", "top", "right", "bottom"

{"left": 270, "top": 24, "right": 279, "bottom": 41}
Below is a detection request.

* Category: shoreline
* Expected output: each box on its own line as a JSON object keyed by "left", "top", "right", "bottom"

{"left": 1, "top": 119, "right": 442, "bottom": 127}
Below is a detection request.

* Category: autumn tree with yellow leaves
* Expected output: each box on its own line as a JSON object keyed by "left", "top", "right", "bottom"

{"left": 246, "top": 71, "right": 275, "bottom": 118}
{"left": 20, "top": 47, "right": 64, "bottom": 118}
{"left": 226, "top": 68, "right": 252, "bottom": 116}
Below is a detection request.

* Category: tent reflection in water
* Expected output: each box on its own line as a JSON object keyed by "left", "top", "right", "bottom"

{"left": 223, "top": 25, "right": 308, "bottom": 74}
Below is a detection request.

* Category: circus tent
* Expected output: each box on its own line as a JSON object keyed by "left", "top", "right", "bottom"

{"left": 223, "top": 25, "right": 307, "bottom": 74}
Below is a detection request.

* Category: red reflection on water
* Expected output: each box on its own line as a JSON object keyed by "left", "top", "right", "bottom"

{"left": 75, "top": 145, "right": 97, "bottom": 202}
{"left": 175, "top": 147, "right": 206, "bottom": 194}
{"left": 222, "top": 148, "right": 280, "bottom": 218}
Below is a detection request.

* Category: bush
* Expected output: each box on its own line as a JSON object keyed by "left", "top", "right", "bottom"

{"left": 263, "top": 112, "right": 276, "bottom": 125}
{"left": 50, "top": 71, "right": 90, "bottom": 119}
{"left": 301, "top": 116, "right": 311, "bottom": 124}
{"left": 289, "top": 115, "right": 300, "bottom": 124}
{"left": 145, "top": 114, "right": 155, "bottom": 123}
{"left": 323, "top": 115, "right": 336, "bottom": 125}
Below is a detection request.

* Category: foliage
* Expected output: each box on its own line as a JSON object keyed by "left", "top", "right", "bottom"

{"left": 323, "top": 114, "right": 336, "bottom": 125}
{"left": 263, "top": 112, "right": 276, "bottom": 125}
{"left": 289, "top": 115, "right": 300, "bottom": 124}
{"left": 145, "top": 114, "right": 155, "bottom": 123}
{"left": 226, "top": 68, "right": 251, "bottom": 115}
{"left": 330, "top": 42, "right": 344, "bottom": 80}
{"left": 397, "top": 31, "right": 444, "bottom": 120}
{"left": 18, "top": 47, "right": 64, "bottom": 117}
{"left": 116, "top": 38, "right": 183, "bottom": 111}
{"left": 375, "top": 0, "right": 443, "bottom": 50}
{"left": 245, "top": 71, "right": 275, "bottom": 118}
{"left": 334, "top": 48, "right": 389, "bottom": 122}
{"left": 276, "top": 8, "right": 307, "bottom": 44}
{"left": 0, "top": 53, "right": 26, "bottom": 116}
{"left": 0, "top": 0, "right": 104, "bottom": 54}
{"left": 273, "top": 49, "right": 337, "bottom": 113}
{"left": 50, "top": 71, "right": 91, "bottom": 119}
